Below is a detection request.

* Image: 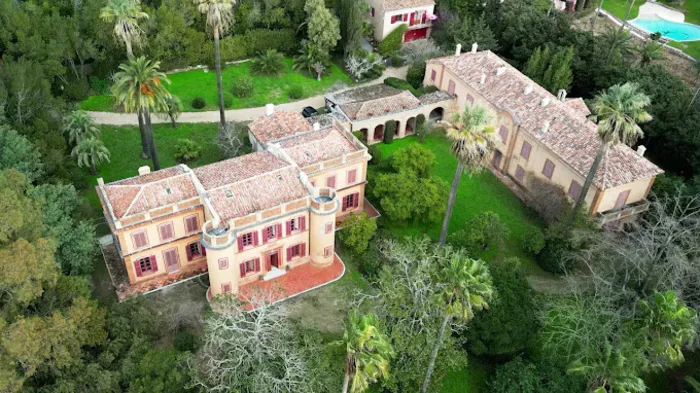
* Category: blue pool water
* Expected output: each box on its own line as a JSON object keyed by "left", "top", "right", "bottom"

{"left": 630, "top": 18, "right": 700, "bottom": 42}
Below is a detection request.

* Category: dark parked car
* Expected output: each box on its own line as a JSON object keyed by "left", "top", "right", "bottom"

{"left": 301, "top": 106, "right": 318, "bottom": 118}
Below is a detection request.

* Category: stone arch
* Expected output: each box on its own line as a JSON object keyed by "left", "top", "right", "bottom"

{"left": 406, "top": 117, "right": 417, "bottom": 134}
{"left": 429, "top": 107, "right": 444, "bottom": 122}
{"left": 394, "top": 120, "right": 401, "bottom": 136}
{"left": 359, "top": 128, "right": 369, "bottom": 143}
{"left": 373, "top": 124, "right": 384, "bottom": 141}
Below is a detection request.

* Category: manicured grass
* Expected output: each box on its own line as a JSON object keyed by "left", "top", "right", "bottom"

{"left": 80, "top": 59, "right": 353, "bottom": 112}
{"left": 372, "top": 134, "right": 547, "bottom": 277}
{"left": 440, "top": 356, "right": 491, "bottom": 393}
{"left": 602, "top": 0, "right": 700, "bottom": 58}
{"left": 81, "top": 122, "right": 223, "bottom": 229}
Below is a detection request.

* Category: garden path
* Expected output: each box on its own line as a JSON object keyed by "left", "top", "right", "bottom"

{"left": 87, "top": 66, "right": 409, "bottom": 125}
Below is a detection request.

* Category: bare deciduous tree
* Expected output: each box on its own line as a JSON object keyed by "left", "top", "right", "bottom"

{"left": 345, "top": 53, "right": 382, "bottom": 81}
{"left": 217, "top": 121, "right": 247, "bottom": 158}
{"left": 400, "top": 39, "right": 445, "bottom": 66}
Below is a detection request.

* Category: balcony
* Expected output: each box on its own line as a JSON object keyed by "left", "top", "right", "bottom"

{"left": 310, "top": 187, "right": 338, "bottom": 214}
{"left": 598, "top": 199, "right": 651, "bottom": 225}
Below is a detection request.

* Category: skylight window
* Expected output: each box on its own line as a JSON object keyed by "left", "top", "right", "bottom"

{"left": 225, "top": 190, "right": 233, "bottom": 198}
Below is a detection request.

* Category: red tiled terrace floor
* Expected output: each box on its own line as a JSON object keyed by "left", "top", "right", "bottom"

{"left": 237, "top": 254, "right": 345, "bottom": 310}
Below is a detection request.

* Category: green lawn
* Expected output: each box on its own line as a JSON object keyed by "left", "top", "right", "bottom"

{"left": 602, "top": 0, "right": 700, "bottom": 59}
{"left": 81, "top": 123, "right": 223, "bottom": 230}
{"left": 372, "top": 134, "right": 547, "bottom": 277}
{"left": 80, "top": 58, "right": 353, "bottom": 112}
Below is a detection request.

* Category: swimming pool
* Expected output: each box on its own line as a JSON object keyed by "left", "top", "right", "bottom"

{"left": 630, "top": 18, "right": 700, "bottom": 42}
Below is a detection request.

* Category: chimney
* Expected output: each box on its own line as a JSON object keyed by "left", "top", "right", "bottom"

{"left": 265, "top": 103, "right": 274, "bottom": 116}
{"left": 455, "top": 44, "right": 462, "bottom": 56}
{"left": 471, "top": 42, "right": 478, "bottom": 53}
{"left": 541, "top": 97, "right": 551, "bottom": 107}
{"left": 557, "top": 89, "right": 567, "bottom": 102}
{"left": 496, "top": 67, "right": 506, "bottom": 77}
{"left": 541, "top": 120, "right": 550, "bottom": 134}
{"left": 138, "top": 166, "right": 151, "bottom": 176}
{"left": 524, "top": 83, "right": 534, "bottom": 95}
{"left": 480, "top": 73, "right": 486, "bottom": 85}
{"left": 636, "top": 145, "right": 647, "bottom": 157}
{"left": 313, "top": 122, "right": 320, "bottom": 131}
{"left": 97, "top": 177, "right": 104, "bottom": 186}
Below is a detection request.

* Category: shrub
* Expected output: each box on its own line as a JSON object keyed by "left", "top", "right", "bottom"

{"left": 525, "top": 175, "right": 572, "bottom": 224}
{"left": 89, "top": 76, "right": 111, "bottom": 95}
{"left": 63, "top": 76, "right": 90, "bottom": 101}
{"left": 287, "top": 85, "right": 304, "bottom": 99}
{"left": 406, "top": 63, "right": 426, "bottom": 89}
{"left": 489, "top": 357, "right": 585, "bottom": 393}
{"left": 378, "top": 24, "right": 408, "bottom": 56}
{"left": 223, "top": 92, "right": 233, "bottom": 108}
{"left": 373, "top": 171, "right": 448, "bottom": 222}
{"left": 384, "top": 77, "right": 414, "bottom": 92}
{"left": 232, "top": 77, "right": 254, "bottom": 98}
{"left": 250, "top": 49, "right": 285, "bottom": 76}
{"left": 448, "top": 211, "right": 508, "bottom": 256}
{"left": 173, "top": 139, "right": 202, "bottom": 162}
{"left": 368, "top": 144, "right": 382, "bottom": 165}
{"left": 465, "top": 260, "right": 539, "bottom": 357}
{"left": 416, "top": 114, "right": 429, "bottom": 143}
{"left": 384, "top": 121, "right": 396, "bottom": 144}
{"left": 191, "top": 97, "right": 206, "bottom": 109}
{"left": 352, "top": 131, "right": 366, "bottom": 144}
{"left": 522, "top": 229, "right": 545, "bottom": 255}
{"left": 391, "top": 143, "right": 434, "bottom": 178}
{"left": 338, "top": 212, "right": 378, "bottom": 255}
{"left": 400, "top": 39, "right": 444, "bottom": 66}
{"left": 245, "top": 29, "right": 298, "bottom": 56}
{"left": 219, "top": 35, "right": 249, "bottom": 62}
{"left": 174, "top": 329, "right": 200, "bottom": 352}
{"left": 538, "top": 225, "right": 574, "bottom": 274}
{"left": 358, "top": 246, "right": 382, "bottom": 279}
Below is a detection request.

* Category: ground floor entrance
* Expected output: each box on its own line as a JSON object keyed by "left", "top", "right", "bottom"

{"left": 266, "top": 250, "right": 281, "bottom": 270}
{"left": 404, "top": 27, "right": 429, "bottom": 42}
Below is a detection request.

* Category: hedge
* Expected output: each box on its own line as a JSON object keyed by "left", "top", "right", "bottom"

{"left": 384, "top": 77, "right": 439, "bottom": 97}
{"left": 217, "top": 29, "right": 299, "bottom": 63}
{"left": 378, "top": 25, "right": 408, "bottom": 56}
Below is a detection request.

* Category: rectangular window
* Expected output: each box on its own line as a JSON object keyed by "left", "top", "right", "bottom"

{"left": 221, "top": 283, "right": 232, "bottom": 294}
{"left": 568, "top": 180, "right": 582, "bottom": 199}
{"left": 158, "top": 222, "right": 175, "bottom": 242}
{"left": 187, "top": 242, "right": 202, "bottom": 261}
{"left": 324, "top": 246, "right": 332, "bottom": 258}
{"left": 245, "top": 259, "right": 256, "bottom": 273}
{"left": 326, "top": 175, "right": 336, "bottom": 188}
{"left": 371, "top": 7, "right": 375, "bottom": 16}
{"left": 499, "top": 126, "right": 508, "bottom": 143}
{"left": 135, "top": 255, "right": 156, "bottom": 276}
{"left": 542, "top": 159, "right": 555, "bottom": 180}
{"left": 184, "top": 215, "right": 199, "bottom": 233}
{"left": 347, "top": 169, "right": 357, "bottom": 185}
{"left": 343, "top": 193, "right": 358, "bottom": 211}
{"left": 448, "top": 80, "right": 456, "bottom": 95}
{"left": 239, "top": 258, "right": 260, "bottom": 278}
{"left": 520, "top": 142, "right": 532, "bottom": 160}
{"left": 163, "top": 249, "right": 179, "bottom": 273}
{"left": 288, "top": 244, "right": 301, "bottom": 260}
{"left": 131, "top": 230, "right": 149, "bottom": 249}
{"left": 515, "top": 165, "right": 525, "bottom": 182}
{"left": 325, "top": 222, "right": 333, "bottom": 234}
{"left": 241, "top": 232, "right": 254, "bottom": 247}
{"left": 266, "top": 225, "right": 276, "bottom": 240}
{"left": 614, "top": 190, "right": 631, "bottom": 210}
{"left": 218, "top": 257, "right": 229, "bottom": 270}
{"left": 431, "top": 69, "right": 436, "bottom": 81}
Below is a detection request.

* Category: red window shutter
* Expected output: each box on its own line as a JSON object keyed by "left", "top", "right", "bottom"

{"left": 240, "top": 262, "right": 246, "bottom": 278}
{"left": 422, "top": 12, "right": 427, "bottom": 23}
{"left": 353, "top": 193, "right": 360, "bottom": 208}
{"left": 499, "top": 126, "right": 508, "bottom": 143}
{"left": 265, "top": 257, "right": 271, "bottom": 271}
{"left": 300, "top": 216, "right": 306, "bottom": 231}
{"left": 253, "top": 231, "right": 259, "bottom": 246}
{"left": 276, "top": 223, "right": 282, "bottom": 238}
{"left": 371, "top": 7, "right": 375, "bottom": 16}
{"left": 327, "top": 176, "right": 336, "bottom": 188}
{"left": 431, "top": 70, "right": 436, "bottom": 81}
{"left": 286, "top": 247, "right": 292, "bottom": 261}
{"left": 568, "top": 181, "right": 582, "bottom": 199}
{"left": 543, "top": 159, "right": 555, "bottom": 179}
{"left": 254, "top": 258, "right": 261, "bottom": 272}
{"left": 134, "top": 260, "right": 143, "bottom": 277}
{"left": 515, "top": 165, "right": 525, "bottom": 182}
{"left": 201, "top": 243, "right": 207, "bottom": 256}
{"left": 262, "top": 227, "right": 269, "bottom": 244}
{"left": 448, "top": 80, "right": 456, "bottom": 95}
{"left": 391, "top": 15, "right": 396, "bottom": 23}
{"left": 150, "top": 255, "right": 158, "bottom": 272}
{"left": 347, "top": 170, "right": 357, "bottom": 184}
{"left": 158, "top": 225, "right": 166, "bottom": 240}
{"left": 521, "top": 142, "right": 532, "bottom": 160}
{"left": 301, "top": 243, "right": 306, "bottom": 257}
{"left": 237, "top": 235, "right": 244, "bottom": 251}
{"left": 286, "top": 220, "right": 292, "bottom": 236}
{"left": 404, "top": 13, "right": 408, "bottom": 21}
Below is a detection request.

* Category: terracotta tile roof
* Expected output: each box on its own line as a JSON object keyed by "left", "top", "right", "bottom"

{"left": 206, "top": 165, "right": 309, "bottom": 222}
{"left": 565, "top": 98, "right": 591, "bottom": 117}
{"left": 328, "top": 84, "right": 422, "bottom": 121}
{"left": 419, "top": 90, "right": 454, "bottom": 105}
{"left": 428, "top": 51, "right": 663, "bottom": 189}
{"left": 249, "top": 111, "right": 313, "bottom": 144}
{"left": 377, "top": 0, "right": 435, "bottom": 12}
{"left": 193, "top": 152, "right": 290, "bottom": 190}
{"left": 101, "top": 166, "right": 198, "bottom": 219}
{"left": 279, "top": 128, "right": 360, "bottom": 167}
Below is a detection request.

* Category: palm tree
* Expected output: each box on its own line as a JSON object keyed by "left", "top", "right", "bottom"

{"left": 159, "top": 95, "right": 183, "bottom": 128}
{"left": 112, "top": 57, "right": 171, "bottom": 170}
{"left": 100, "top": 0, "right": 148, "bottom": 59}
{"left": 194, "top": 0, "right": 235, "bottom": 132}
{"left": 342, "top": 311, "right": 394, "bottom": 393}
{"left": 638, "top": 40, "right": 664, "bottom": 66}
{"left": 573, "top": 83, "right": 652, "bottom": 214}
{"left": 602, "top": 27, "right": 635, "bottom": 63}
{"left": 62, "top": 110, "right": 101, "bottom": 146}
{"left": 420, "top": 252, "right": 493, "bottom": 393}
{"left": 438, "top": 105, "right": 497, "bottom": 246}
{"left": 100, "top": 0, "right": 150, "bottom": 158}
{"left": 72, "top": 137, "right": 111, "bottom": 175}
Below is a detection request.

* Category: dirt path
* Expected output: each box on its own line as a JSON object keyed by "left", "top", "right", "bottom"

{"left": 88, "top": 66, "right": 409, "bottom": 126}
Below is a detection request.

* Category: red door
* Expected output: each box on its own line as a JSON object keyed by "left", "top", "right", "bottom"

{"left": 404, "top": 28, "right": 429, "bottom": 42}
